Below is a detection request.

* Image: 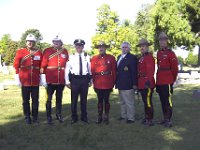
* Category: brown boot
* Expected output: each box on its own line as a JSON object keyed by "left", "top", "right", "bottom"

{"left": 104, "top": 103, "right": 110, "bottom": 125}
{"left": 96, "top": 103, "right": 103, "bottom": 124}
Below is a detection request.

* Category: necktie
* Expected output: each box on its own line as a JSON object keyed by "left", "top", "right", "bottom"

{"left": 79, "top": 54, "right": 83, "bottom": 75}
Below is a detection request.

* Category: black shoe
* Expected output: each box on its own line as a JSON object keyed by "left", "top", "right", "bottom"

{"left": 157, "top": 120, "right": 166, "bottom": 125}
{"left": 47, "top": 116, "right": 53, "bottom": 125}
{"left": 164, "top": 121, "right": 172, "bottom": 128}
{"left": 142, "top": 119, "right": 147, "bottom": 124}
{"left": 148, "top": 120, "right": 154, "bottom": 126}
{"left": 117, "top": 117, "right": 126, "bottom": 121}
{"left": 96, "top": 117, "right": 103, "bottom": 124}
{"left": 32, "top": 118, "right": 39, "bottom": 124}
{"left": 25, "top": 117, "right": 32, "bottom": 125}
{"left": 142, "top": 120, "right": 154, "bottom": 126}
{"left": 141, "top": 118, "right": 147, "bottom": 124}
{"left": 81, "top": 118, "right": 89, "bottom": 124}
{"left": 56, "top": 114, "right": 64, "bottom": 123}
{"left": 126, "top": 120, "right": 135, "bottom": 124}
{"left": 103, "top": 117, "right": 109, "bottom": 125}
{"left": 71, "top": 119, "right": 77, "bottom": 124}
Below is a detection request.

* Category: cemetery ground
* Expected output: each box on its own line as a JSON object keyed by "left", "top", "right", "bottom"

{"left": 0, "top": 81, "right": 200, "bottom": 150}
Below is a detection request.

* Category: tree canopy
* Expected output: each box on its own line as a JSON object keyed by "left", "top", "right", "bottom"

{"left": 92, "top": 4, "right": 140, "bottom": 57}
{"left": 92, "top": 1, "right": 200, "bottom": 65}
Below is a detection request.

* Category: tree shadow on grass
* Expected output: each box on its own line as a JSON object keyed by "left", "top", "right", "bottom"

{"left": 0, "top": 85, "right": 200, "bottom": 150}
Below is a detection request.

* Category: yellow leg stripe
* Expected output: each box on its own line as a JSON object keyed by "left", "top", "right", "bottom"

{"left": 45, "top": 87, "right": 48, "bottom": 100}
{"left": 147, "top": 88, "right": 151, "bottom": 108}
{"left": 168, "top": 85, "right": 173, "bottom": 107}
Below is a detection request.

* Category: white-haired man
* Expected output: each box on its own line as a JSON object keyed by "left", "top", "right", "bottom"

{"left": 115, "top": 42, "right": 137, "bottom": 123}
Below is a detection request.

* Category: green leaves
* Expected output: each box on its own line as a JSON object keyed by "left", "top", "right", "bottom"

{"left": 3, "top": 41, "right": 18, "bottom": 64}
{"left": 0, "top": 34, "right": 11, "bottom": 55}
{"left": 0, "top": 34, "right": 17, "bottom": 65}
{"left": 92, "top": 4, "right": 139, "bottom": 57}
{"left": 93, "top": 1, "right": 199, "bottom": 64}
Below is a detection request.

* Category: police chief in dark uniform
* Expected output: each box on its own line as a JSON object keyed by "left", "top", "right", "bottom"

{"left": 65, "top": 39, "right": 91, "bottom": 124}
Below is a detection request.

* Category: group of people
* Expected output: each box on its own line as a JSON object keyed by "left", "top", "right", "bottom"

{"left": 13, "top": 32, "right": 178, "bottom": 128}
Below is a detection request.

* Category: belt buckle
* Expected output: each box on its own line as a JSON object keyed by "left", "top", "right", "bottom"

{"left": 101, "top": 71, "right": 104, "bottom": 75}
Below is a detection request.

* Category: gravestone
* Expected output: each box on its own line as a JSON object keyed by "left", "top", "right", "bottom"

{"left": 190, "top": 71, "right": 200, "bottom": 79}
{"left": 177, "top": 73, "right": 191, "bottom": 79}
{"left": 2, "top": 62, "right": 9, "bottom": 74}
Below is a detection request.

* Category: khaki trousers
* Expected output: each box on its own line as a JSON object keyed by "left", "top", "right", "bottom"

{"left": 119, "top": 89, "right": 135, "bottom": 121}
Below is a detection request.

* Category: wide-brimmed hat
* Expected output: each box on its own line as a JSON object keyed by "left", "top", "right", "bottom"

{"left": 95, "top": 41, "right": 110, "bottom": 48}
{"left": 159, "top": 32, "right": 168, "bottom": 40}
{"left": 136, "top": 38, "right": 151, "bottom": 47}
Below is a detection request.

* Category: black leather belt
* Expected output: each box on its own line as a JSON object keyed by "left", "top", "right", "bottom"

{"left": 158, "top": 68, "right": 170, "bottom": 71}
{"left": 138, "top": 73, "right": 146, "bottom": 77}
{"left": 71, "top": 74, "right": 91, "bottom": 79}
{"left": 20, "top": 66, "right": 40, "bottom": 69}
{"left": 95, "top": 71, "right": 111, "bottom": 75}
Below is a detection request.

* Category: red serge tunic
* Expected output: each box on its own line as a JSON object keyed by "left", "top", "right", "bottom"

{"left": 91, "top": 54, "right": 116, "bottom": 89}
{"left": 13, "top": 48, "right": 42, "bottom": 86}
{"left": 156, "top": 48, "right": 178, "bottom": 85}
{"left": 41, "top": 47, "right": 69, "bottom": 84}
{"left": 138, "top": 53, "right": 155, "bottom": 89}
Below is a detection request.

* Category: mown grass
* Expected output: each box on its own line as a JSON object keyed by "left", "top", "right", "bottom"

{"left": 0, "top": 84, "right": 200, "bottom": 150}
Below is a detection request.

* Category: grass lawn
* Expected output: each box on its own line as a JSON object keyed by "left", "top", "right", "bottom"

{"left": 0, "top": 84, "right": 200, "bottom": 150}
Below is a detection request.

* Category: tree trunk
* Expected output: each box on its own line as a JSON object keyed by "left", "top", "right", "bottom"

{"left": 198, "top": 45, "right": 200, "bottom": 66}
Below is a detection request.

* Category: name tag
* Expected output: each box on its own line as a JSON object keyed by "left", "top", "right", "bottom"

{"left": 61, "top": 54, "right": 66, "bottom": 58}
{"left": 34, "top": 56, "right": 40, "bottom": 60}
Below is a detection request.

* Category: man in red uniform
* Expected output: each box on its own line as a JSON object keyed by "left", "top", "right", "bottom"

{"left": 137, "top": 38, "right": 155, "bottom": 126}
{"left": 91, "top": 41, "right": 116, "bottom": 124}
{"left": 40, "top": 35, "right": 68, "bottom": 124}
{"left": 13, "top": 34, "right": 42, "bottom": 124}
{"left": 156, "top": 32, "right": 178, "bottom": 127}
